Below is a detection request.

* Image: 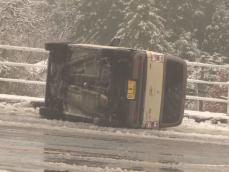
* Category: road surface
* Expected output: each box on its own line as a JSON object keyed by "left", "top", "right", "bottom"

{"left": 0, "top": 103, "right": 229, "bottom": 172}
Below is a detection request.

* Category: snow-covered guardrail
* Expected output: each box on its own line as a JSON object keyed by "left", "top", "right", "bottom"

{"left": 0, "top": 61, "right": 47, "bottom": 68}
{"left": 0, "top": 45, "right": 48, "bottom": 102}
{"left": 0, "top": 44, "right": 228, "bottom": 114}
{"left": 186, "top": 61, "right": 229, "bottom": 115}
{"left": 0, "top": 78, "right": 46, "bottom": 85}
{"left": 186, "top": 61, "right": 229, "bottom": 68}
{"left": 0, "top": 45, "right": 49, "bottom": 54}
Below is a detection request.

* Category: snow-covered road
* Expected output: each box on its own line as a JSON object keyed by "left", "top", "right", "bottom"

{"left": 0, "top": 102, "right": 229, "bottom": 172}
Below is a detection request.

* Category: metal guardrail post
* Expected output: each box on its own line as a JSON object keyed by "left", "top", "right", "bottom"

{"left": 227, "top": 82, "right": 229, "bottom": 115}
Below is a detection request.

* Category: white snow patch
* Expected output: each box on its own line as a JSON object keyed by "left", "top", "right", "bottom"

{"left": 47, "top": 163, "right": 144, "bottom": 172}
{"left": 185, "top": 110, "right": 229, "bottom": 121}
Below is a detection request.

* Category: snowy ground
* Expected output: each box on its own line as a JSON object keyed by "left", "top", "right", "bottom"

{"left": 0, "top": 102, "right": 229, "bottom": 172}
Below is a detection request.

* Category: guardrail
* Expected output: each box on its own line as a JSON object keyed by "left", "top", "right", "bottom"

{"left": 0, "top": 44, "right": 48, "bottom": 102}
{"left": 0, "top": 45, "right": 228, "bottom": 114}
{"left": 186, "top": 61, "right": 229, "bottom": 115}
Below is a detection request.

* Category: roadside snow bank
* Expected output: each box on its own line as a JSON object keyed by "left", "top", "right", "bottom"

{"left": 185, "top": 110, "right": 229, "bottom": 123}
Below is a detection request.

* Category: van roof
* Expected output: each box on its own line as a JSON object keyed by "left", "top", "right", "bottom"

{"left": 70, "top": 44, "right": 164, "bottom": 56}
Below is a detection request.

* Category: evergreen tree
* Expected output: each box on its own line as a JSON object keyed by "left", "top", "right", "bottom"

{"left": 204, "top": 0, "right": 229, "bottom": 56}
{"left": 116, "top": 0, "right": 172, "bottom": 52}
{"left": 69, "top": 0, "right": 125, "bottom": 44}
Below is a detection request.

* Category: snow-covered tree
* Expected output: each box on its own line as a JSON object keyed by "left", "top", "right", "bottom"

{"left": 116, "top": 0, "right": 172, "bottom": 52}
{"left": 0, "top": 0, "right": 51, "bottom": 47}
{"left": 204, "top": 0, "right": 229, "bottom": 56}
{"left": 65, "top": 0, "right": 125, "bottom": 44}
